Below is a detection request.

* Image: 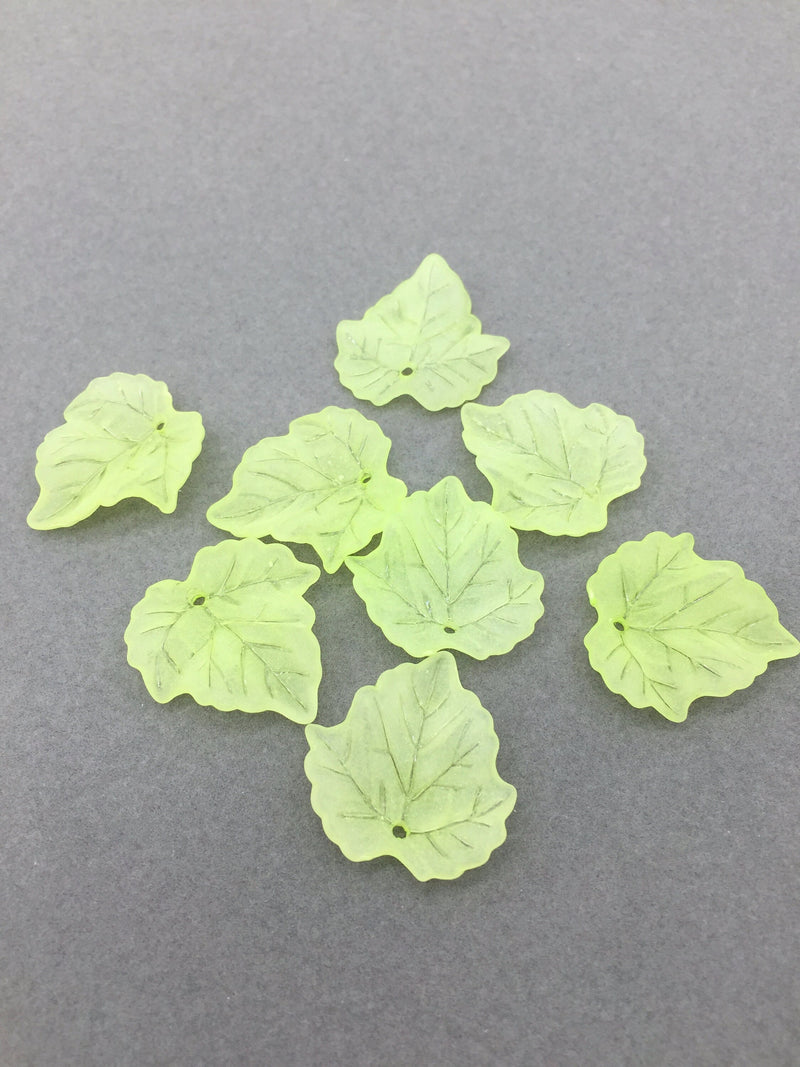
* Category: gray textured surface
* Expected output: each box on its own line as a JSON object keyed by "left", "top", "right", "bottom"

{"left": 2, "top": 3, "right": 799, "bottom": 1064}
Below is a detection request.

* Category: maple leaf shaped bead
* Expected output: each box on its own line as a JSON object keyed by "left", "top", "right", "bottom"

{"left": 28, "top": 372, "right": 204, "bottom": 529}
{"left": 305, "top": 652, "right": 517, "bottom": 880}
{"left": 335, "top": 254, "right": 509, "bottom": 410}
{"left": 207, "top": 407, "right": 407, "bottom": 573}
{"left": 585, "top": 532, "right": 800, "bottom": 721}
{"left": 346, "top": 476, "right": 544, "bottom": 659}
{"left": 462, "top": 389, "right": 646, "bottom": 536}
{"left": 125, "top": 539, "right": 321, "bottom": 721}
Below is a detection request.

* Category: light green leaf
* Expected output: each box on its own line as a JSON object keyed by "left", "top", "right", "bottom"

{"left": 345, "top": 476, "right": 544, "bottom": 659}
{"left": 125, "top": 538, "right": 321, "bottom": 721}
{"left": 305, "top": 652, "right": 516, "bottom": 881}
{"left": 206, "top": 407, "right": 407, "bottom": 573}
{"left": 27, "top": 372, "right": 204, "bottom": 529}
{"left": 585, "top": 531, "right": 800, "bottom": 722}
{"left": 335, "top": 253, "right": 509, "bottom": 411}
{"left": 461, "top": 389, "right": 646, "bottom": 535}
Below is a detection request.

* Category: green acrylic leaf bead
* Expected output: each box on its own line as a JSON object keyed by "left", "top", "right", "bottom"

{"left": 335, "top": 253, "right": 509, "bottom": 410}
{"left": 305, "top": 652, "right": 517, "bottom": 881}
{"left": 584, "top": 531, "right": 800, "bottom": 722}
{"left": 125, "top": 538, "right": 321, "bottom": 721}
{"left": 27, "top": 372, "right": 204, "bottom": 529}
{"left": 461, "top": 389, "right": 646, "bottom": 535}
{"left": 206, "top": 406, "right": 407, "bottom": 573}
{"left": 346, "top": 475, "right": 544, "bottom": 659}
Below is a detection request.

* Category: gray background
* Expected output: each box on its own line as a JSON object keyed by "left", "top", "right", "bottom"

{"left": 2, "top": 2, "right": 799, "bottom": 1064}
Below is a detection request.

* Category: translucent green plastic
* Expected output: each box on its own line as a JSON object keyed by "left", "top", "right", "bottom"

{"left": 461, "top": 389, "right": 645, "bottom": 535}
{"left": 27, "top": 372, "right": 204, "bottom": 529}
{"left": 346, "top": 475, "right": 544, "bottom": 659}
{"left": 206, "top": 406, "right": 407, "bottom": 573}
{"left": 335, "top": 253, "right": 509, "bottom": 410}
{"left": 305, "top": 652, "right": 517, "bottom": 881}
{"left": 125, "top": 538, "right": 321, "bottom": 721}
{"left": 585, "top": 531, "right": 800, "bottom": 722}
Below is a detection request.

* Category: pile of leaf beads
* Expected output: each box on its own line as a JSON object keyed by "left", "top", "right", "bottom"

{"left": 27, "top": 254, "right": 799, "bottom": 880}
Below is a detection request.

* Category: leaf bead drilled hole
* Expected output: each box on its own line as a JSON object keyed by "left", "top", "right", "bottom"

{"left": 155, "top": 421, "right": 166, "bottom": 431}
{"left": 360, "top": 472, "right": 372, "bottom": 484}
{"left": 613, "top": 619, "right": 625, "bottom": 632}
{"left": 192, "top": 595, "right": 206, "bottom": 606}
{"left": 443, "top": 626, "right": 456, "bottom": 634}
{"left": 400, "top": 366, "right": 414, "bottom": 376}
{"left": 392, "top": 824, "right": 407, "bottom": 839}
